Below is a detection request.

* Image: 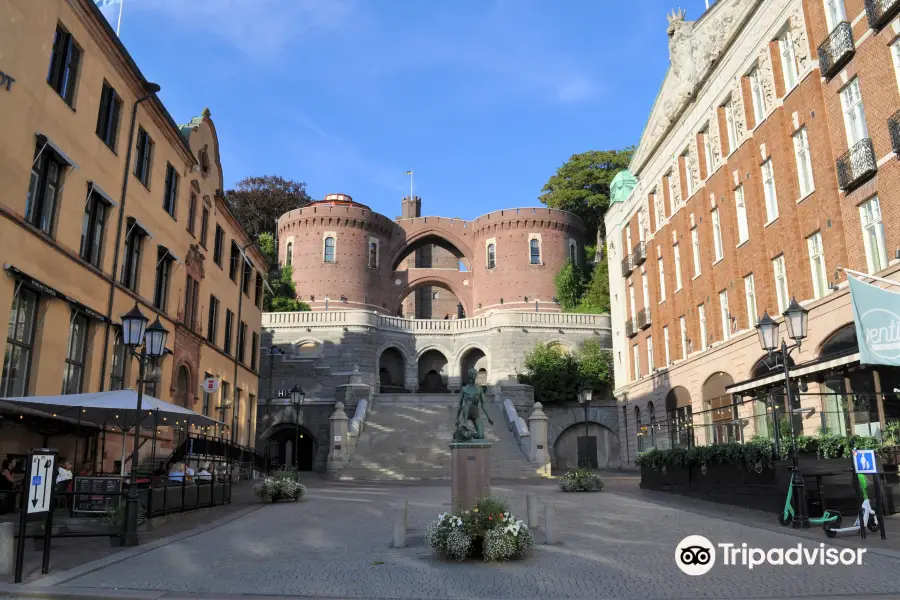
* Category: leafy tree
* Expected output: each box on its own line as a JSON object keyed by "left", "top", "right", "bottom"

{"left": 257, "top": 231, "right": 277, "bottom": 268}
{"left": 518, "top": 341, "right": 614, "bottom": 404}
{"left": 257, "top": 232, "right": 309, "bottom": 312}
{"left": 539, "top": 148, "right": 634, "bottom": 241}
{"left": 553, "top": 260, "right": 585, "bottom": 311}
{"left": 225, "top": 175, "right": 310, "bottom": 240}
{"left": 575, "top": 253, "right": 610, "bottom": 314}
{"left": 576, "top": 339, "right": 614, "bottom": 395}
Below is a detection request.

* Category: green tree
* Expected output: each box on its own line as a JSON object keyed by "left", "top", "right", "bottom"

{"left": 518, "top": 341, "right": 614, "bottom": 404}
{"left": 257, "top": 232, "right": 309, "bottom": 312}
{"left": 575, "top": 253, "right": 610, "bottom": 314}
{"left": 225, "top": 175, "right": 310, "bottom": 240}
{"left": 576, "top": 339, "right": 614, "bottom": 395}
{"left": 539, "top": 148, "right": 634, "bottom": 241}
{"left": 553, "top": 260, "right": 585, "bottom": 311}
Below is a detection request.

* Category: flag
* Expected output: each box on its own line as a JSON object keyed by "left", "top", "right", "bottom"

{"left": 404, "top": 171, "right": 412, "bottom": 175}
{"left": 848, "top": 275, "right": 900, "bottom": 366}
{"left": 94, "top": 0, "right": 123, "bottom": 35}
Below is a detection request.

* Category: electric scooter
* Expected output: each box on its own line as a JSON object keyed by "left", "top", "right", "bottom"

{"left": 777, "top": 470, "right": 842, "bottom": 529}
{"left": 825, "top": 474, "right": 879, "bottom": 538}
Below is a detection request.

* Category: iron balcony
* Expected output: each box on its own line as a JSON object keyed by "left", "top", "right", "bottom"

{"left": 637, "top": 307, "right": 651, "bottom": 330}
{"left": 866, "top": 0, "right": 900, "bottom": 29}
{"left": 836, "top": 138, "right": 877, "bottom": 192}
{"left": 621, "top": 254, "right": 634, "bottom": 277}
{"left": 890, "top": 110, "right": 900, "bottom": 157}
{"left": 632, "top": 241, "right": 647, "bottom": 266}
{"left": 625, "top": 319, "right": 637, "bottom": 338}
{"left": 817, "top": 22, "right": 854, "bottom": 79}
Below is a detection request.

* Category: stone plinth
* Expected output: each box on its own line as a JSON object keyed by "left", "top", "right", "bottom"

{"left": 450, "top": 442, "right": 491, "bottom": 512}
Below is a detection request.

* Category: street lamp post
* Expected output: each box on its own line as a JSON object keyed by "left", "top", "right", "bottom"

{"left": 577, "top": 387, "right": 594, "bottom": 468}
{"left": 120, "top": 303, "right": 169, "bottom": 546}
{"left": 290, "top": 384, "right": 305, "bottom": 478}
{"left": 756, "top": 297, "right": 809, "bottom": 529}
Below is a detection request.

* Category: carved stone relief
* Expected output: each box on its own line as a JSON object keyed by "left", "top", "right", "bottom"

{"left": 757, "top": 46, "right": 775, "bottom": 110}
{"left": 732, "top": 81, "right": 747, "bottom": 142}
{"left": 688, "top": 137, "right": 700, "bottom": 185}
{"left": 789, "top": 7, "right": 810, "bottom": 71}
{"left": 669, "top": 162, "right": 682, "bottom": 208}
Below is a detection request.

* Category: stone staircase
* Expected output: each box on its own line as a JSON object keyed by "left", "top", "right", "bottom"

{"left": 337, "top": 394, "right": 542, "bottom": 480}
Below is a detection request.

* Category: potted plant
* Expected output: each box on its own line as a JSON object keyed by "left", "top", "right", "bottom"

{"left": 881, "top": 421, "right": 900, "bottom": 466}
{"left": 106, "top": 506, "right": 125, "bottom": 546}
{"left": 424, "top": 496, "right": 534, "bottom": 562}
{"left": 253, "top": 475, "right": 306, "bottom": 502}
{"left": 558, "top": 468, "right": 604, "bottom": 492}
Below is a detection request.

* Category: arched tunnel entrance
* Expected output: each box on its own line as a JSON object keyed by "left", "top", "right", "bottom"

{"left": 264, "top": 425, "right": 316, "bottom": 471}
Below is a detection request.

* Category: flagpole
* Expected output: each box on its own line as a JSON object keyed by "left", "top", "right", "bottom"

{"left": 116, "top": 0, "right": 124, "bottom": 36}
{"left": 842, "top": 268, "right": 900, "bottom": 289}
{"left": 410, "top": 170, "right": 414, "bottom": 202}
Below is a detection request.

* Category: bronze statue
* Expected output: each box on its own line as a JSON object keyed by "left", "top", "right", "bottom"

{"left": 453, "top": 368, "right": 493, "bottom": 441}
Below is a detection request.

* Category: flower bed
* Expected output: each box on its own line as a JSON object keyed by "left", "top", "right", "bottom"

{"left": 424, "top": 497, "right": 534, "bottom": 562}
{"left": 253, "top": 475, "right": 306, "bottom": 503}
{"left": 559, "top": 468, "right": 604, "bottom": 492}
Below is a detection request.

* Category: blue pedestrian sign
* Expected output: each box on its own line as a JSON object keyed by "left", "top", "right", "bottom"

{"left": 853, "top": 449, "right": 878, "bottom": 474}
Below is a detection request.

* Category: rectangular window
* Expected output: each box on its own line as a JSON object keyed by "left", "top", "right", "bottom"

{"left": 807, "top": 232, "right": 827, "bottom": 300}
{"left": 120, "top": 220, "right": 147, "bottom": 291}
{"left": 251, "top": 332, "right": 259, "bottom": 370}
{"left": 632, "top": 344, "right": 640, "bottom": 381}
{"left": 487, "top": 243, "right": 496, "bottom": 269}
{"left": 701, "top": 127, "right": 713, "bottom": 178}
{"left": 221, "top": 381, "right": 230, "bottom": 425}
{"left": 233, "top": 388, "right": 241, "bottom": 438}
{"left": 206, "top": 295, "right": 219, "bottom": 344}
{"left": 47, "top": 25, "right": 81, "bottom": 106}
{"left": 162, "top": 164, "right": 178, "bottom": 217}
{"left": 529, "top": 238, "right": 541, "bottom": 264}
{"left": 673, "top": 243, "right": 683, "bottom": 289}
{"left": 665, "top": 170, "right": 676, "bottom": 215}
{"left": 860, "top": 197, "right": 888, "bottom": 274}
{"left": 653, "top": 189, "right": 664, "bottom": 228}
{"left": 255, "top": 273, "right": 264, "bottom": 308}
{"left": 793, "top": 127, "right": 814, "bottom": 197}
{"left": 698, "top": 304, "right": 708, "bottom": 351}
{"left": 641, "top": 272, "right": 650, "bottom": 310}
{"left": 230, "top": 242, "right": 240, "bottom": 282}
{"left": 134, "top": 127, "right": 154, "bottom": 187}
{"left": 26, "top": 142, "right": 64, "bottom": 235}
{"left": 679, "top": 316, "right": 688, "bottom": 359}
{"left": 324, "top": 236, "right": 336, "bottom": 263}
{"left": 647, "top": 336, "right": 654, "bottom": 372}
{"left": 202, "top": 371, "right": 212, "bottom": 416}
{"left": 773, "top": 254, "right": 789, "bottom": 313}
{"left": 748, "top": 67, "right": 767, "bottom": 125}
{"left": 658, "top": 257, "right": 666, "bottom": 301}
{"left": 62, "top": 311, "right": 89, "bottom": 395}
{"left": 744, "top": 274, "right": 757, "bottom": 329}
{"left": 724, "top": 100, "right": 738, "bottom": 153}
{"left": 1, "top": 288, "right": 39, "bottom": 397}
{"left": 663, "top": 325, "right": 671, "bottom": 365}
{"left": 719, "top": 290, "right": 731, "bottom": 341}
{"left": 368, "top": 240, "right": 378, "bottom": 268}
{"left": 153, "top": 247, "right": 174, "bottom": 311}
{"left": 247, "top": 394, "right": 255, "bottom": 446}
{"left": 109, "top": 330, "right": 126, "bottom": 391}
{"left": 184, "top": 274, "right": 199, "bottom": 331}
{"left": 238, "top": 322, "right": 247, "bottom": 364}
{"left": 628, "top": 284, "right": 636, "bottom": 321}
{"left": 691, "top": 227, "right": 701, "bottom": 277}
{"left": 762, "top": 159, "right": 778, "bottom": 222}
{"left": 682, "top": 150, "right": 694, "bottom": 198}
{"left": 735, "top": 185, "right": 749, "bottom": 244}
{"left": 200, "top": 207, "right": 210, "bottom": 249}
{"left": 96, "top": 81, "right": 122, "bottom": 150}
{"left": 779, "top": 31, "right": 799, "bottom": 91}
{"left": 80, "top": 190, "right": 109, "bottom": 267}
{"left": 213, "top": 225, "right": 225, "bottom": 267}
{"left": 242, "top": 259, "right": 251, "bottom": 296}
{"left": 187, "top": 192, "right": 197, "bottom": 234}
{"left": 840, "top": 79, "right": 869, "bottom": 147}
{"left": 892, "top": 40, "right": 900, "bottom": 95}
{"left": 824, "top": 0, "right": 847, "bottom": 32}
{"left": 224, "top": 309, "right": 234, "bottom": 355}
{"left": 711, "top": 208, "right": 723, "bottom": 261}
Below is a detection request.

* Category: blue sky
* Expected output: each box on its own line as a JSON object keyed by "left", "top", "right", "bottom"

{"left": 101, "top": 0, "right": 711, "bottom": 221}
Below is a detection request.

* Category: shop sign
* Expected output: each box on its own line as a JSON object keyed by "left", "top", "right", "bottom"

{"left": 0, "top": 70, "right": 14, "bottom": 91}
{"left": 848, "top": 275, "right": 900, "bottom": 366}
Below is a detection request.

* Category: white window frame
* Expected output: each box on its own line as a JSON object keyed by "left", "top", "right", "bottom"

{"left": 658, "top": 257, "right": 666, "bottom": 301}
{"left": 735, "top": 185, "right": 749, "bottom": 244}
{"left": 673, "top": 243, "right": 683, "bottom": 290}
{"left": 633, "top": 344, "right": 641, "bottom": 381}
{"left": 625, "top": 225, "right": 633, "bottom": 254}
{"left": 323, "top": 231, "right": 337, "bottom": 263}
{"left": 653, "top": 189, "right": 664, "bottom": 229}
{"left": 698, "top": 303, "right": 708, "bottom": 351}
{"left": 629, "top": 283, "right": 637, "bottom": 321}
{"left": 663, "top": 325, "right": 671, "bottom": 365}
{"left": 682, "top": 149, "right": 694, "bottom": 198}
{"left": 367, "top": 236, "right": 380, "bottom": 269}
{"left": 284, "top": 237, "right": 295, "bottom": 267}
{"left": 641, "top": 272, "right": 650, "bottom": 310}
{"left": 701, "top": 126, "right": 713, "bottom": 177}
{"left": 793, "top": 127, "right": 815, "bottom": 198}
{"left": 638, "top": 209, "right": 648, "bottom": 242}
{"left": 840, "top": 79, "right": 868, "bottom": 147}
{"left": 691, "top": 227, "right": 701, "bottom": 278}
{"left": 891, "top": 40, "right": 900, "bottom": 96}
{"left": 724, "top": 100, "right": 738, "bottom": 154}
{"left": 859, "top": 197, "right": 888, "bottom": 274}
{"left": 823, "top": 0, "right": 847, "bottom": 32}
{"left": 666, "top": 170, "right": 676, "bottom": 216}
{"left": 711, "top": 208, "right": 723, "bottom": 262}
{"left": 779, "top": 30, "right": 799, "bottom": 92}
{"left": 568, "top": 238, "right": 578, "bottom": 265}
{"left": 773, "top": 254, "right": 789, "bottom": 313}
{"left": 807, "top": 231, "right": 827, "bottom": 300}
{"left": 744, "top": 274, "right": 757, "bottom": 330}
{"left": 748, "top": 67, "right": 767, "bottom": 125}
{"left": 528, "top": 233, "right": 542, "bottom": 265}
{"left": 679, "top": 316, "right": 688, "bottom": 359}
{"left": 719, "top": 290, "right": 731, "bottom": 341}
{"left": 762, "top": 159, "right": 779, "bottom": 223}
{"left": 485, "top": 237, "right": 497, "bottom": 269}
{"left": 647, "top": 336, "right": 654, "bottom": 372}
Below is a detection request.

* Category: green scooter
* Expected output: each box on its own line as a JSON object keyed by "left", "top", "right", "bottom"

{"left": 778, "top": 471, "right": 843, "bottom": 530}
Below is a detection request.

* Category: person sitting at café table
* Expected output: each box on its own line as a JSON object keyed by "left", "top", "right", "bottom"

{"left": 167, "top": 462, "right": 185, "bottom": 484}
{"left": 195, "top": 464, "right": 212, "bottom": 482}
{"left": 184, "top": 462, "right": 195, "bottom": 482}
{"left": 77, "top": 462, "right": 92, "bottom": 476}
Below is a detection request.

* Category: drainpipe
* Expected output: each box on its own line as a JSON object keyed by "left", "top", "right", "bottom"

{"left": 98, "top": 82, "right": 161, "bottom": 391}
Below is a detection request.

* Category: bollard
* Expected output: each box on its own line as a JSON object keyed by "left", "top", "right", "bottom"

{"left": 0, "top": 522, "right": 13, "bottom": 576}
{"left": 543, "top": 503, "right": 557, "bottom": 545}
{"left": 526, "top": 493, "right": 538, "bottom": 529}
{"left": 392, "top": 502, "right": 407, "bottom": 548}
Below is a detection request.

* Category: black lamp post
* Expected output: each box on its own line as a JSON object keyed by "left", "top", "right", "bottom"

{"left": 120, "top": 303, "right": 169, "bottom": 546}
{"left": 756, "top": 297, "right": 809, "bottom": 529}
{"left": 577, "top": 386, "right": 594, "bottom": 468}
{"left": 290, "top": 384, "right": 305, "bottom": 477}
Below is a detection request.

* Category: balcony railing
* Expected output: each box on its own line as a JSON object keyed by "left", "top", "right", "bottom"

{"left": 621, "top": 254, "right": 634, "bottom": 277}
{"left": 637, "top": 308, "right": 651, "bottom": 330}
{"left": 625, "top": 319, "right": 637, "bottom": 338}
{"left": 890, "top": 110, "right": 900, "bottom": 156}
{"left": 865, "top": 0, "right": 900, "bottom": 29}
{"left": 632, "top": 241, "right": 647, "bottom": 265}
{"left": 836, "top": 138, "right": 877, "bottom": 191}
{"left": 817, "top": 22, "right": 854, "bottom": 79}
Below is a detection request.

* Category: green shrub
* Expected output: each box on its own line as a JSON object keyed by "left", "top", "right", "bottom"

{"left": 424, "top": 497, "right": 533, "bottom": 562}
{"left": 559, "top": 468, "right": 604, "bottom": 492}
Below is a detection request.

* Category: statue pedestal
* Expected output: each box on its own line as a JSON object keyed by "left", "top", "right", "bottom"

{"left": 450, "top": 442, "right": 491, "bottom": 512}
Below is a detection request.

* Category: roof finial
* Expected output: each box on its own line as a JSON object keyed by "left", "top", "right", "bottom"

{"left": 667, "top": 7, "right": 686, "bottom": 24}
{"left": 202, "top": 107, "right": 211, "bottom": 117}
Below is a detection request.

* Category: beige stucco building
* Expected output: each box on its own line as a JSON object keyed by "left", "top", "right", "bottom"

{"left": 0, "top": 0, "right": 264, "bottom": 470}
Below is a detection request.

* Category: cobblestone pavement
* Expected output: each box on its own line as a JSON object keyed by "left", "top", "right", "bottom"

{"left": 30, "top": 478, "right": 900, "bottom": 599}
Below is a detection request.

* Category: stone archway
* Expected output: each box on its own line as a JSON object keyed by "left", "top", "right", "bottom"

{"left": 665, "top": 386, "right": 693, "bottom": 448}
{"left": 174, "top": 363, "right": 192, "bottom": 409}
{"left": 261, "top": 422, "right": 317, "bottom": 471}
{"left": 388, "top": 272, "right": 471, "bottom": 317}
{"left": 418, "top": 348, "right": 449, "bottom": 392}
{"left": 379, "top": 346, "right": 407, "bottom": 393}
{"left": 553, "top": 422, "right": 620, "bottom": 470}
{"left": 459, "top": 346, "right": 488, "bottom": 387}
{"left": 701, "top": 372, "right": 737, "bottom": 444}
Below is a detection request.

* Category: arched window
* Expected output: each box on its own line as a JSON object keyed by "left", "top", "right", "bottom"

{"left": 487, "top": 243, "right": 496, "bottom": 269}
{"left": 530, "top": 239, "right": 541, "bottom": 264}
{"left": 285, "top": 241, "right": 293, "bottom": 267}
{"left": 569, "top": 241, "right": 577, "bottom": 264}
{"left": 635, "top": 406, "right": 644, "bottom": 452}
{"left": 647, "top": 401, "right": 656, "bottom": 449}
{"left": 324, "top": 237, "right": 335, "bottom": 263}
{"left": 368, "top": 241, "right": 378, "bottom": 268}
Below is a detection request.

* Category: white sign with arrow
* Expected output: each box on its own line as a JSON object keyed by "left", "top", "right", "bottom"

{"left": 27, "top": 453, "right": 55, "bottom": 514}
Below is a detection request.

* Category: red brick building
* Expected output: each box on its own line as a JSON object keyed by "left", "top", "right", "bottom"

{"left": 606, "top": 0, "right": 900, "bottom": 465}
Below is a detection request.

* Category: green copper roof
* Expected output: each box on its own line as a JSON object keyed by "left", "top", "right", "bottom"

{"left": 610, "top": 169, "right": 637, "bottom": 205}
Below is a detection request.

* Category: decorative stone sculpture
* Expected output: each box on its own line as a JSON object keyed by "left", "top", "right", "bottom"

{"left": 454, "top": 368, "right": 494, "bottom": 441}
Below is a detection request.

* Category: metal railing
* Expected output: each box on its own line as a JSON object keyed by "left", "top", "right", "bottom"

{"left": 890, "top": 110, "right": 900, "bottom": 156}
{"left": 621, "top": 254, "right": 633, "bottom": 277}
{"left": 625, "top": 319, "right": 637, "bottom": 338}
{"left": 637, "top": 307, "right": 651, "bottom": 330}
{"left": 865, "top": 0, "right": 900, "bottom": 29}
{"left": 836, "top": 138, "right": 877, "bottom": 191}
{"left": 817, "top": 22, "right": 854, "bottom": 79}
{"left": 632, "top": 241, "right": 647, "bottom": 265}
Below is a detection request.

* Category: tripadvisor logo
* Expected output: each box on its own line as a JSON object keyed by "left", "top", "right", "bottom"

{"left": 861, "top": 307, "right": 900, "bottom": 361}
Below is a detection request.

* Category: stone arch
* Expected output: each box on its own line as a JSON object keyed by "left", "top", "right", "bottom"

{"left": 290, "top": 337, "right": 326, "bottom": 360}
{"left": 378, "top": 345, "right": 409, "bottom": 392}
{"left": 388, "top": 273, "right": 471, "bottom": 317}
{"left": 545, "top": 340, "right": 575, "bottom": 354}
{"left": 702, "top": 372, "right": 738, "bottom": 444}
{"left": 417, "top": 347, "right": 450, "bottom": 392}
{"left": 665, "top": 386, "right": 693, "bottom": 448}
{"left": 390, "top": 229, "right": 474, "bottom": 271}
{"left": 172, "top": 361, "right": 194, "bottom": 409}
{"left": 259, "top": 422, "right": 317, "bottom": 471}
{"left": 456, "top": 343, "right": 490, "bottom": 386}
{"left": 553, "top": 421, "right": 620, "bottom": 470}
{"left": 816, "top": 322, "right": 858, "bottom": 358}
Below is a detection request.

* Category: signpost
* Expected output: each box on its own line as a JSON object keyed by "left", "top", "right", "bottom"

{"left": 15, "top": 449, "right": 58, "bottom": 583}
{"left": 852, "top": 449, "right": 886, "bottom": 541}
{"left": 202, "top": 377, "right": 220, "bottom": 394}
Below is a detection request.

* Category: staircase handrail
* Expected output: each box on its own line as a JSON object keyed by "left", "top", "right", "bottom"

{"left": 348, "top": 398, "right": 370, "bottom": 436}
